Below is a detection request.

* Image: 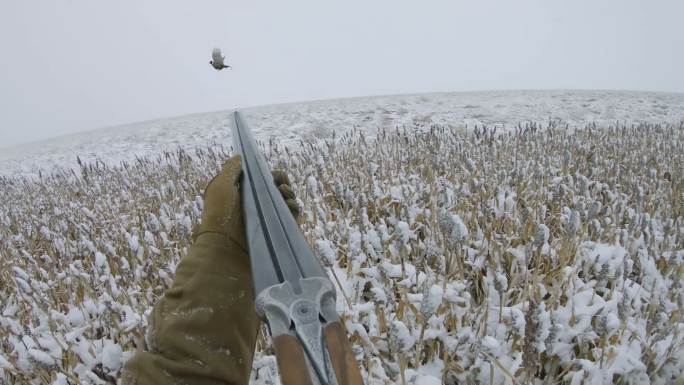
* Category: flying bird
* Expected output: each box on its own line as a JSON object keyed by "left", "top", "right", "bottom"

{"left": 210, "top": 48, "right": 231, "bottom": 70}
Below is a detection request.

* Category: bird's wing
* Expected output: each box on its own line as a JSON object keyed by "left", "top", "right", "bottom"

{"left": 212, "top": 48, "right": 224, "bottom": 65}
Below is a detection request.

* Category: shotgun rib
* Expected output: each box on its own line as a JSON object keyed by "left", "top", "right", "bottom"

{"left": 231, "top": 111, "right": 364, "bottom": 385}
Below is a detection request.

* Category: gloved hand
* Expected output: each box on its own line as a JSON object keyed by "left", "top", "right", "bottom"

{"left": 122, "top": 155, "right": 300, "bottom": 385}
{"left": 194, "top": 155, "right": 300, "bottom": 249}
{"left": 272, "top": 170, "right": 300, "bottom": 219}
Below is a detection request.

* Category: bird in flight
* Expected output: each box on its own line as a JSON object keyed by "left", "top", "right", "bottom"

{"left": 210, "top": 48, "right": 231, "bottom": 70}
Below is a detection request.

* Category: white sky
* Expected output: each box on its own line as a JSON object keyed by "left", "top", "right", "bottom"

{"left": 1, "top": 0, "right": 683, "bottom": 147}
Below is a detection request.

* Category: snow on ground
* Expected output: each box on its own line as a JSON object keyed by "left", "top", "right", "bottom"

{"left": 1, "top": 90, "right": 683, "bottom": 384}
{"left": 2, "top": 90, "right": 683, "bottom": 178}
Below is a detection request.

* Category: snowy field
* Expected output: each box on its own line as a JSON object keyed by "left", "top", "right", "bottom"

{"left": 2, "top": 90, "right": 684, "bottom": 178}
{"left": 1, "top": 91, "right": 683, "bottom": 384}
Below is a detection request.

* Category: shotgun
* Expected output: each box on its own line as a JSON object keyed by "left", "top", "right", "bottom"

{"left": 231, "top": 111, "right": 364, "bottom": 385}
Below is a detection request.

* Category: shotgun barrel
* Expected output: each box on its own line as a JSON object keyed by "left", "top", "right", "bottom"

{"left": 231, "top": 111, "right": 364, "bottom": 385}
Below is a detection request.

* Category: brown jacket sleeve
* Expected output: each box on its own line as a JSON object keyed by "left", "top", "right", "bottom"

{"left": 121, "top": 232, "right": 259, "bottom": 385}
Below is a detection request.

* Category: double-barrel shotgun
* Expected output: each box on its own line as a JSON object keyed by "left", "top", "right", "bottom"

{"left": 231, "top": 111, "right": 364, "bottom": 385}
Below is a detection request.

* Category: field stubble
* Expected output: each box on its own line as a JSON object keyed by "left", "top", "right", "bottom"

{"left": 1, "top": 121, "right": 683, "bottom": 384}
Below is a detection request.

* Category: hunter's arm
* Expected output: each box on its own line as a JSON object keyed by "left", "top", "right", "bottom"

{"left": 121, "top": 233, "right": 258, "bottom": 385}
{"left": 121, "top": 156, "right": 258, "bottom": 385}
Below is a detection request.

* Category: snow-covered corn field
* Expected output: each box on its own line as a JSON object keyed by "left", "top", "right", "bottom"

{"left": 1, "top": 121, "right": 683, "bottom": 384}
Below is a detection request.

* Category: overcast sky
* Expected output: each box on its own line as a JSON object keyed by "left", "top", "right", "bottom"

{"left": 1, "top": 0, "right": 682, "bottom": 147}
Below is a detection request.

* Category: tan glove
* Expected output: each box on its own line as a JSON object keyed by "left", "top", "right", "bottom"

{"left": 194, "top": 155, "right": 300, "bottom": 249}
{"left": 122, "top": 155, "right": 299, "bottom": 385}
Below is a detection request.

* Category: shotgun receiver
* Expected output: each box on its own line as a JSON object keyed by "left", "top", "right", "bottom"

{"left": 231, "top": 111, "right": 364, "bottom": 385}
